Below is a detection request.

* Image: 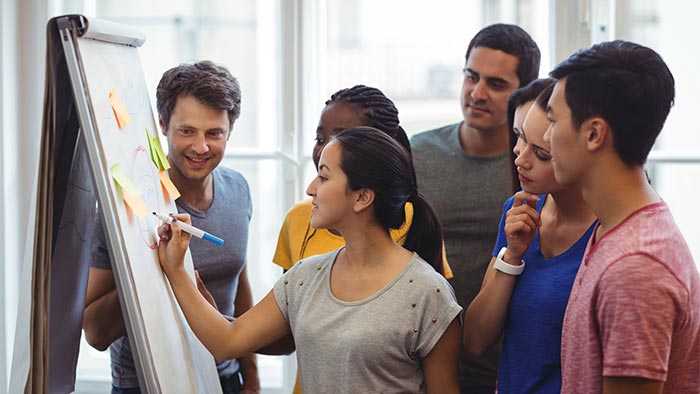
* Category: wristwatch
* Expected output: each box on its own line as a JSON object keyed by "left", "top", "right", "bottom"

{"left": 494, "top": 247, "right": 525, "bottom": 276}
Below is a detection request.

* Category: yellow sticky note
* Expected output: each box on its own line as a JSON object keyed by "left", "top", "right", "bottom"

{"left": 108, "top": 89, "right": 131, "bottom": 129}
{"left": 159, "top": 170, "right": 181, "bottom": 201}
{"left": 111, "top": 164, "right": 148, "bottom": 218}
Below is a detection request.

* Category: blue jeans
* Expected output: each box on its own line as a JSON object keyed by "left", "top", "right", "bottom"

{"left": 111, "top": 371, "right": 242, "bottom": 394}
{"left": 111, "top": 387, "right": 140, "bottom": 394}
{"left": 219, "top": 371, "right": 243, "bottom": 394}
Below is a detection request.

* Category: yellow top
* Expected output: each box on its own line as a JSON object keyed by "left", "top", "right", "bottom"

{"left": 272, "top": 199, "right": 453, "bottom": 278}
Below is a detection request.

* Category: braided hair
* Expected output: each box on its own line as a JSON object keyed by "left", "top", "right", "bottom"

{"left": 326, "top": 85, "right": 411, "bottom": 156}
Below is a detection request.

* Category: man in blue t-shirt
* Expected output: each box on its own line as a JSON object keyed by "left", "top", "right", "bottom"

{"left": 82, "top": 61, "right": 259, "bottom": 394}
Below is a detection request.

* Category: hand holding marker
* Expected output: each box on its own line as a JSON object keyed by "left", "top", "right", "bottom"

{"left": 153, "top": 212, "right": 224, "bottom": 247}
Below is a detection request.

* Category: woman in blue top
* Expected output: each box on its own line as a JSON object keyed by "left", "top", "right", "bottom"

{"left": 463, "top": 78, "right": 597, "bottom": 393}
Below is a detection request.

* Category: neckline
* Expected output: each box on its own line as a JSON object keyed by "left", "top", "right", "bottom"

{"left": 534, "top": 218, "right": 598, "bottom": 261}
{"left": 589, "top": 201, "right": 666, "bottom": 249}
{"left": 326, "top": 249, "right": 417, "bottom": 306}
{"left": 450, "top": 122, "right": 511, "bottom": 161}
{"left": 176, "top": 169, "right": 218, "bottom": 218}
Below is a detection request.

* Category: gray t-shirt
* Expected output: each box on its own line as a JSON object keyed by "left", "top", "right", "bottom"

{"left": 411, "top": 123, "right": 513, "bottom": 391}
{"left": 91, "top": 166, "right": 252, "bottom": 388}
{"left": 273, "top": 249, "right": 462, "bottom": 394}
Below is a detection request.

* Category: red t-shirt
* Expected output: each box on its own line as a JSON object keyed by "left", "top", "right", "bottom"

{"left": 561, "top": 202, "right": 700, "bottom": 393}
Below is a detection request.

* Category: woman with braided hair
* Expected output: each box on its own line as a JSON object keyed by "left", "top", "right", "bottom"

{"left": 273, "top": 85, "right": 452, "bottom": 278}
{"left": 270, "top": 85, "right": 453, "bottom": 393}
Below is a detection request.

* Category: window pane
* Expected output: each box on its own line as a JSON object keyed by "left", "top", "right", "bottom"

{"left": 649, "top": 163, "right": 700, "bottom": 264}
{"left": 73, "top": 1, "right": 287, "bottom": 390}
{"left": 221, "top": 157, "right": 290, "bottom": 390}
{"left": 94, "top": 0, "right": 280, "bottom": 151}
{"left": 614, "top": 0, "right": 700, "bottom": 265}
{"left": 308, "top": 0, "right": 550, "bottom": 159}
{"left": 221, "top": 157, "right": 287, "bottom": 300}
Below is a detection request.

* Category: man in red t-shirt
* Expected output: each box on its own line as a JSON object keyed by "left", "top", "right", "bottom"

{"left": 544, "top": 40, "right": 700, "bottom": 394}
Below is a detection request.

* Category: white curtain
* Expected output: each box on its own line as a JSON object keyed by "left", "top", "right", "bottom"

{"left": 1, "top": 0, "right": 54, "bottom": 390}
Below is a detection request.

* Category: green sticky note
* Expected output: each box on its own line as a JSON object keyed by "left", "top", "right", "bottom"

{"left": 110, "top": 163, "right": 137, "bottom": 192}
{"left": 154, "top": 140, "right": 170, "bottom": 170}
{"left": 145, "top": 130, "right": 158, "bottom": 166}
{"left": 146, "top": 130, "right": 170, "bottom": 171}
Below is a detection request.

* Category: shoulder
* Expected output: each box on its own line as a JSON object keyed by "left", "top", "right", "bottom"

{"left": 214, "top": 166, "right": 250, "bottom": 192}
{"left": 599, "top": 254, "right": 688, "bottom": 297}
{"left": 277, "top": 200, "right": 313, "bottom": 240}
{"left": 407, "top": 255, "right": 457, "bottom": 298}
{"left": 284, "top": 199, "right": 313, "bottom": 222}
{"left": 597, "top": 253, "right": 692, "bottom": 324}
{"left": 288, "top": 249, "right": 338, "bottom": 277}
{"left": 277, "top": 250, "right": 338, "bottom": 296}
{"left": 410, "top": 123, "right": 459, "bottom": 152}
{"left": 598, "top": 203, "right": 695, "bottom": 282}
{"left": 213, "top": 166, "right": 251, "bottom": 207}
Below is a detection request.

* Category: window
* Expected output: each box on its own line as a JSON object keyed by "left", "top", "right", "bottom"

{"left": 56, "top": 1, "right": 699, "bottom": 393}
{"left": 64, "top": 1, "right": 557, "bottom": 392}
{"left": 72, "top": 1, "right": 291, "bottom": 392}
{"left": 605, "top": 0, "right": 700, "bottom": 263}
{"left": 301, "top": 0, "right": 551, "bottom": 186}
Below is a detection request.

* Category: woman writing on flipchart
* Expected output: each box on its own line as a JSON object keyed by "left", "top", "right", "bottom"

{"left": 157, "top": 127, "right": 462, "bottom": 394}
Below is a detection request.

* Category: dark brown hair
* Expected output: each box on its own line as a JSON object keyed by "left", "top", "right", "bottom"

{"left": 506, "top": 78, "right": 555, "bottom": 191}
{"left": 156, "top": 61, "right": 241, "bottom": 131}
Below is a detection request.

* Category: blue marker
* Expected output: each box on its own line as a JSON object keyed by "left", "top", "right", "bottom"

{"left": 153, "top": 212, "right": 224, "bottom": 247}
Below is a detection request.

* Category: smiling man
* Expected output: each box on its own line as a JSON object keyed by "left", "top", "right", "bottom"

{"left": 410, "top": 24, "right": 540, "bottom": 393}
{"left": 82, "top": 61, "right": 258, "bottom": 394}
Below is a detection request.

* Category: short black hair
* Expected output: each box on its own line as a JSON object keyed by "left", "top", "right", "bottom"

{"left": 157, "top": 61, "right": 241, "bottom": 131}
{"left": 550, "top": 40, "right": 675, "bottom": 165}
{"left": 466, "top": 24, "right": 541, "bottom": 87}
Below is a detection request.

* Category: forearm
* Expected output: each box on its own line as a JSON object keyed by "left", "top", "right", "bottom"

{"left": 256, "top": 333, "right": 296, "bottom": 355}
{"left": 83, "top": 289, "right": 126, "bottom": 350}
{"left": 463, "top": 270, "right": 517, "bottom": 357}
{"left": 166, "top": 268, "right": 241, "bottom": 361}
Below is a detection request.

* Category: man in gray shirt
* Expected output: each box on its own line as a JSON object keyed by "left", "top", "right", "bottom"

{"left": 411, "top": 24, "right": 540, "bottom": 394}
{"left": 83, "top": 61, "right": 259, "bottom": 394}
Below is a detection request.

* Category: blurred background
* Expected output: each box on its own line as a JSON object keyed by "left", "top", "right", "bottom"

{"left": 1, "top": 1, "right": 698, "bottom": 392}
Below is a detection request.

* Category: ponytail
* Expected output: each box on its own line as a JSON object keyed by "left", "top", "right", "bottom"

{"left": 333, "top": 126, "right": 444, "bottom": 275}
{"left": 403, "top": 193, "right": 444, "bottom": 275}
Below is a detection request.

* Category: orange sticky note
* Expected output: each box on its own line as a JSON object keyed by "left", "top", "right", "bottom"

{"left": 111, "top": 164, "right": 148, "bottom": 218}
{"left": 122, "top": 188, "right": 148, "bottom": 217}
{"left": 159, "top": 170, "right": 181, "bottom": 201}
{"left": 108, "top": 89, "right": 131, "bottom": 129}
